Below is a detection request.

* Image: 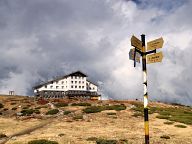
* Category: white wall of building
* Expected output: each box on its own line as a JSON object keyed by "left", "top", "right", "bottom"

{"left": 34, "top": 75, "right": 98, "bottom": 93}
{"left": 86, "top": 81, "right": 98, "bottom": 92}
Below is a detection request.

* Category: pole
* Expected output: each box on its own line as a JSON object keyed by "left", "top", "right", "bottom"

{"left": 141, "top": 34, "right": 149, "bottom": 144}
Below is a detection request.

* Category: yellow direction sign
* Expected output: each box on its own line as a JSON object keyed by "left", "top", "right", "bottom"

{"left": 131, "top": 35, "right": 142, "bottom": 51}
{"left": 147, "top": 37, "right": 164, "bottom": 51}
{"left": 147, "top": 51, "right": 163, "bottom": 64}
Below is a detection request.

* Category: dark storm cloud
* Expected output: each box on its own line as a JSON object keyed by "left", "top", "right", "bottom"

{"left": 0, "top": 0, "right": 121, "bottom": 95}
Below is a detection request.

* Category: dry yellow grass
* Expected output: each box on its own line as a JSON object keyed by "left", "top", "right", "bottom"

{"left": 0, "top": 95, "right": 192, "bottom": 144}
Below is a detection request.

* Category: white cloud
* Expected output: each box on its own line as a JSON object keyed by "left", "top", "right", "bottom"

{"left": 0, "top": 0, "right": 191, "bottom": 105}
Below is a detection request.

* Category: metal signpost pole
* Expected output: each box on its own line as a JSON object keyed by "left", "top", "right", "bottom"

{"left": 130, "top": 34, "right": 164, "bottom": 144}
{"left": 141, "top": 34, "right": 149, "bottom": 144}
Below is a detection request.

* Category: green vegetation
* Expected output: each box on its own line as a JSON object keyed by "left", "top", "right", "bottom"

{"left": 83, "top": 104, "right": 126, "bottom": 114}
{"left": 156, "top": 115, "right": 170, "bottom": 119}
{"left": 164, "top": 121, "right": 174, "bottom": 125}
{"left": 174, "top": 124, "right": 187, "bottom": 128}
{"left": 83, "top": 106, "right": 103, "bottom": 113}
{"left": 28, "top": 139, "right": 58, "bottom": 144}
{"left": 35, "top": 106, "right": 48, "bottom": 109}
{"left": 21, "top": 109, "right": 34, "bottom": 116}
{"left": 160, "top": 135, "right": 170, "bottom": 139}
{"left": 20, "top": 109, "right": 40, "bottom": 116}
{"left": 34, "top": 109, "right": 40, "bottom": 114}
{"left": 73, "top": 115, "right": 83, "bottom": 120}
{"left": 87, "top": 137, "right": 127, "bottom": 144}
{"left": 131, "top": 102, "right": 192, "bottom": 125}
{"left": 0, "top": 103, "right": 4, "bottom": 108}
{"left": 46, "top": 109, "right": 59, "bottom": 115}
{"left": 54, "top": 103, "right": 68, "bottom": 108}
{"left": 105, "top": 104, "right": 126, "bottom": 111}
{"left": 63, "top": 111, "right": 71, "bottom": 115}
{"left": 96, "top": 139, "right": 117, "bottom": 144}
{"left": 71, "top": 102, "right": 91, "bottom": 106}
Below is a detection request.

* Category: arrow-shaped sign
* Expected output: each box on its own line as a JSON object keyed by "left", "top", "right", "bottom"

{"left": 131, "top": 35, "right": 142, "bottom": 51}
{"left": 147, "top": 37, "right": 164, "bottom": 51}
{"left": 147, "top": 51, "right": 163, "bottom": 64}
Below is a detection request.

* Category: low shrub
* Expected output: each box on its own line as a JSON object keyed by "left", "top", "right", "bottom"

{"left": 28, "top": 139, "right": 58, "bottom": 144}
{"left": 35, "top": 106, "right": 48, "bottom": 109}
{"left": 0, "top": 112, "right": 2, "bottom": 115}
{"left": 54, "top": 103, "right": 68, "bottom": 108}
{"left": 96, "top": 139, "right": 117, "bottom": 144}
{"left": 87, "top": 137, "right": 98, "bottom": 141}
{"left": 119, "top": 139, "right": 128, "bottom": 143}
{"left": 12, "top": 107, "right": 17, "bottom": 110}
{"left": 156, "top": 115, "right": 170, "bottom": 119}
{"left": 58, "top": 133, "right": 65, "bottom": 137}
{"left": 3, "top": 108, "right": 8, "bottom": 111}
{"left": 105, "top": 104, "right": 126, "bottom": 111}
{"left": 21, "top": 109, "right": 34, "bottom": 116}
{"left": 87, "top": 137, "right": 123, "bottom": 144}
{"left": 107, "top": 112, "right": 116, "bottom": 115}
{"left": 71, "top": 103, "right": 91, "bottom": 106}
{"left": 174, "top": 124, "right": 187, "bottom": 128}
{"left": 46, "top": 109, "right": 59, "bottom": 115}
{"left": 35, "top": 107, "right": 42, "bottom": 110}
{"left": 63, "top": 111, "right": 71, "bottom": 115}
{"left": 83, "top": 104, "right": 126, "bottom": 114}
{"left": 0, "top": 103, "right": 4, "bottom": 109}
{"left": 0, "top": 133, "right": 7, "bottom": 138}
{"left": 73, "top": 115, "right": 83, "bottom": 120}
{"left": 83, "top": 106, "right": 103, "bottom": 113}
{"left": 160, "top": 135, "right": 170, "bottom": 139}
{"left": 34, "top": 109, "right": 40, "bottom": 114}
{"left": 164, "top": 121, "right": 174, "bottom": 125}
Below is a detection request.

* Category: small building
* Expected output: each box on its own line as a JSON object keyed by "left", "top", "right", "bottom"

{"left": 33, "top": 71, "right": 100, "bottom": 100}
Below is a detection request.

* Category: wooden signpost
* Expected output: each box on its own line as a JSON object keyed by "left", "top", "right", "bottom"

{"left": 129, "top": 35, "right": 164, "bottom": 144}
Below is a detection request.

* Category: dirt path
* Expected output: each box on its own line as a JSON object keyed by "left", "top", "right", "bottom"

{"left": 0, "top": 119, "right": 53, "bottom": 144}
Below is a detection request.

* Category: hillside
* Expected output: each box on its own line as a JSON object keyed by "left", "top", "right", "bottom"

{"left": 0, "top": 95, "right": 192, "bottom": 144}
